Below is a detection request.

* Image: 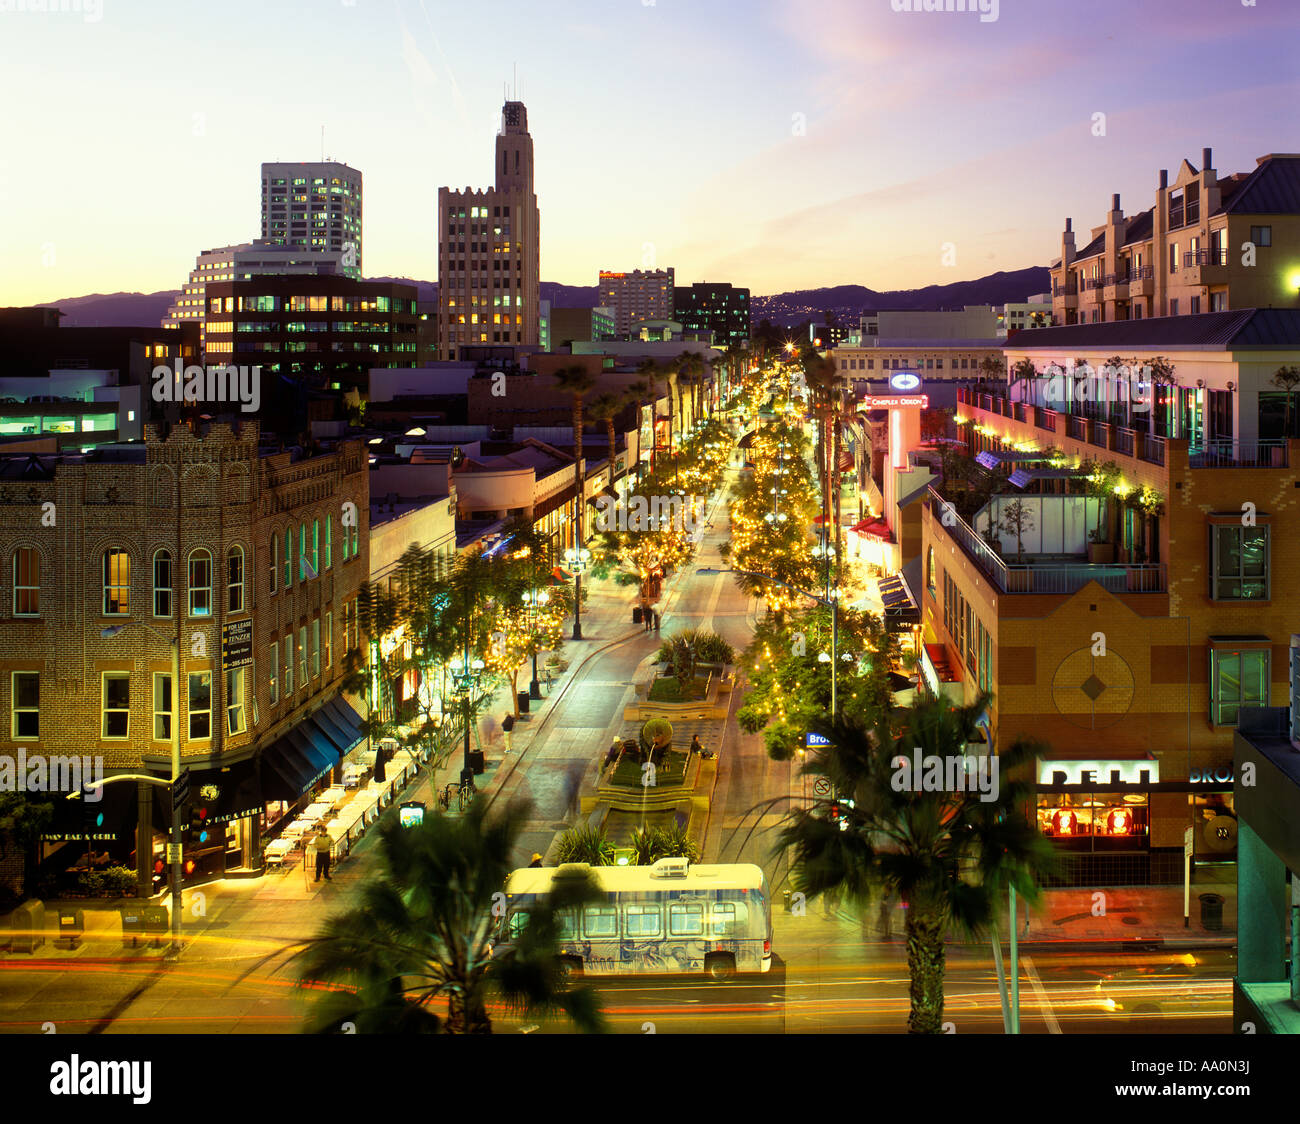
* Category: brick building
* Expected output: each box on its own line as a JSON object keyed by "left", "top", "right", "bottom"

{"left": 921, "top": 311, "right": 1300, "bottom": 883}
{"left": 0, "top": 420, "right": 370, "bottom": 895}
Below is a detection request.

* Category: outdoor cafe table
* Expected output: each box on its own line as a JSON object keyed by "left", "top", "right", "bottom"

{"left": 320, "top": 786, "right": 347, "bottom": 809}
{"left": 303, "top": 801, "right": 333, "bottom": 822}
{"left": 279, "top": 819, "right": 313, "bottom": 838}
{"left": 332, "top": 803, "right": 367, "bottom": 845}
{"left": 263, "top": 838, "right": 296, "bottom": 867}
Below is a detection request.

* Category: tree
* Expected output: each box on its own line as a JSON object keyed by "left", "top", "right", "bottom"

{"left": 0, "top": 793, "right": 54, "bottom": 907}
{"left": 1271, "top": 364, "right": 1300, "bottom": 439}
{"left": 773, "top": 695, "right": 1058, "bottom": 1032}
{"left": 998, "top": 498, "right": 1035, "bottom": 562}
{"left": 1084, "top": 460, "right": 1122, "bottom": 543}
{"left": 291, "top": 799, "right": 605, "bottom": 1033}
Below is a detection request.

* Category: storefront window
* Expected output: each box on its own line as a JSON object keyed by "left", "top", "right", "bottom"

{"left": 1038, "top": 792, "right": 1149, "bottom": 849}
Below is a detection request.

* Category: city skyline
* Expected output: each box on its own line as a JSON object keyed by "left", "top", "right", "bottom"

{"left": 2, "top": 0, "right": 1296, "bottom": 307}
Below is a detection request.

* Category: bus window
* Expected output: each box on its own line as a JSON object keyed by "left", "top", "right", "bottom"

{"left": 582, "top": 905, "right": 619, "bottom": 939}
{"left": 668, "top": 902, "right": 705, "bottom": 937}
{"left": 710, "top": 902, "right": 747, "bottom": 937}
{"left": 624, "top": 903, "right": 662, "bottom": 938}
{"left": 557, "top": 909, "right": 578, "bottom": 940}
{"left": 507, "top": 912, "right": 529, "bottom": 939}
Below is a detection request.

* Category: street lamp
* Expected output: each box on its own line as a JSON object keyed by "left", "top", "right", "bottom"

{"left": 101, "top": 621, "right": 182, "bottom": 957}
{"left": 521, "top": 588, "right": 550, "bottom": 698}
{"left": 564, "top": 546, "right": 592, "bottom": 640}
{"left": 449, "top": 655, "right": 486, "bottom": 789}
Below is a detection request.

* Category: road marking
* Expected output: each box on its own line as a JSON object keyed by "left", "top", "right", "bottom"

{"left": 1022, "top": 954, "right": 1061, "bottom": 1034}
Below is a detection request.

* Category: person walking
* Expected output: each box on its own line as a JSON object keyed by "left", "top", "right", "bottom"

{"left": 313, "top": 828, "right": 333, "bottom": 882}
{"left": 561, "top": 760, "right": 585, "bottom": 821}
{"left": 653, "top": 609, "right": 661, "bottom": 631}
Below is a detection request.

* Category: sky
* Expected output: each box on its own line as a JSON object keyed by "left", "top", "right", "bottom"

{"left": 0, "top": 0, "right": 1296, "bottom": 306}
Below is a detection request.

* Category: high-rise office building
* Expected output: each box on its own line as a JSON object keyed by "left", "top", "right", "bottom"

{"left": 260, "top": 162, "right": 363, "bottom": 279}
{"left": 674, "top": 281, "right": 750, "bottom": 347}
{"left": 598, "top": 268, "right": 675, "bottom": 339}
{"left": 163, "top": 242, "right": 347, "bottom": 352}
{"left": 436, "top": 101, "right": 541, "bottom": 360}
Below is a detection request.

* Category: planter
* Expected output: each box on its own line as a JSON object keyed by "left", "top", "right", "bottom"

{"left": 1087, "top": 542, "right": 1115, "bottom": 564}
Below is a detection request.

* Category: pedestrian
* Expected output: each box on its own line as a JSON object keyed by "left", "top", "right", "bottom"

{"left": 562, "top": 760, "right": 584, "bottom": 820}
{"left": 653, "top": 610, "right": 661, "bottom": 631}
{"left": 689, "top": 734, "right": 704, "bottom": 756}
{"left": 528, "top": 853, "right": 543, "bottom": 868}
{"left": 643, "top": 603, "right": 653, "bottom": 632}
{"left": 605, "top": 739, "right": 622, "bottom": 770}
{"left": 314, "top": 828, "right": 333, "bottom": 882}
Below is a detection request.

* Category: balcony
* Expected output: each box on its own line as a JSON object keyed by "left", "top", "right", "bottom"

{"left": 1189, "top": 441, "right": 1289, "bottom": 469}
{"left": 1182, "top": 247, "right": 1229, "bottom": 287}
{"left": 1053, "top": 281, "right": 1078, "bottom": 310}
{"left": 1128, "top": 265, "right": 1154, "bottom": 296}
{"left": 926, "top": 487, "right": 1167, "bottom": 596}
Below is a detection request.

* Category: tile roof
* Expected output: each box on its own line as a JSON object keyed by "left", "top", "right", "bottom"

{"left": 1006, "top": 308, "right": 1300, "bottom": 350}
{"left": 1224, "top": 155, "right": 1300, "bottom": 215}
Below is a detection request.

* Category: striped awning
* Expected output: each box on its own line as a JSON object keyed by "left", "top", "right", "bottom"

{"left": 877, "top": 575, "right": 920, "bottom": 630}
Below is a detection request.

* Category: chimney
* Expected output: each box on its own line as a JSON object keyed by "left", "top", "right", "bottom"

{"left": 1112, "top": 193, "right": 1121, "bottom": 213}
{"left": 1202, "top": 147, "right": 1213, "bottom": 172}
{"left": 1065, "top": 218, "right": 1072, "bottom": 233}
{"left": 1159, "top": 169, "right": 1168, "bottom": 190}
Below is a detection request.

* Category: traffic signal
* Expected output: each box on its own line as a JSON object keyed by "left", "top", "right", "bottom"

{"left": 81, "top": 790, "right": 104, "bottom": 835}
{"left": 190, "top": 805, "right": 212, "bottom": 846}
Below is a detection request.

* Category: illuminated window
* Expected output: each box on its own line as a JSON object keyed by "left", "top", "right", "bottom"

{"left": 102, "top": 672, "right": 130, "bottom": 739}
{"left": 188, "top": 549, "right": 213, "bottom": 617}
{"left": 12, "top": 547, "right": 39, "bottom": 616}
{"left": 188, "top": 671, "right": 212, "bottom": 739}
{"left": 103, "top": 549, "right": 131, "bottom": 615}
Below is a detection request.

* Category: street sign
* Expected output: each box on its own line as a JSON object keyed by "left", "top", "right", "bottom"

{"left": 222, "top": 618, "right": 253, "bottom": 670}
{"left": 166, "top": 844, "right": 182, "bottom": 864}
{"left": 813, "top": 777, "right": 833, "bottom": 797}
{"left": 806, "top": 732, "right": 831, "bottom": 747}
{"left": 171, "top": 767, "right": 191, "bottom": 812}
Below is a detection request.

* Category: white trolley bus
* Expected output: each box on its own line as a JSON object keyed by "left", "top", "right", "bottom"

{"left": 501, "top": 858, "right": 772, "bottom": 979}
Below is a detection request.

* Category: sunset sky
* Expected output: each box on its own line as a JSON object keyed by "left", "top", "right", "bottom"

{"left": 1, "top": 0, "right": 1296, "bottom": 306}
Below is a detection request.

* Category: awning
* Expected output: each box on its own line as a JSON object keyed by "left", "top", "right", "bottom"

{"left": 878, "top": 575, "right": 919, "bottom": 631}
{"left": 149, "top": 756, "right": 262, "bottom": 826}
{"left": 838, "top": 451, "right": 855, "bottom": 472}
{"left": 260, "top": 707, "right": 349, "bottom": 803}
{"left": 737, "top": 431, "right": 758, "bottom": 449}
{"left": 39, "top": 776, "right": 139, "bottom": 844}
{"left": 586, "top": 486, "right": 619, "bottom": 505}
{"left": 318, "top": 697, "right": 367, "bottom": 755}
{"left": 851, "top": 516, "right": 892, "bottom": 541}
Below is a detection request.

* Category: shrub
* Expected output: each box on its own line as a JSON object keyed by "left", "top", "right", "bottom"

{"left": 76, "top": 870, "right": 104, "bottom": 896}
{"left": 694, "top": 632, "right": 734, "bottom": 664}
{"left": 640, "top": 718, "right": 674, "bottom": 753}
{"left": 554, "top": 826, "right": 615, "bottom": 866}
{"left": 647, "top": 823, "right": 701, "bottom": 863}
{"left": 102, "top": 866, "right": 138, "bottom": 897}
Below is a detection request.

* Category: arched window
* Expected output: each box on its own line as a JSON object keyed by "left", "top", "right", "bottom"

{"left": 153, "top": 549, "right": 173, "bottom": 617}
{"left": 13, "top": 547, "right": 39, "bottom": 616}
{"left": 270, "top": 535, "right": 278, "bottom": 595}
{"left": 103, "top": 549, "right": 130, "bottom": 615}
{"left": 311, "top": 519, "right": 320, "bottom": 575}
{"left": 283, "top": 528, "right": 292, "bottom": 589}
{"left": 188, "top": 549, "right": 212, "bottom": 617}
{"left": 227, "top": 545, "right": 244, "bottom": 613}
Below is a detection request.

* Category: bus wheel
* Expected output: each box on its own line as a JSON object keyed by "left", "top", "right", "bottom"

{"left": 705, "top": 954, "right": 736, "bottom": 980}
{"left": 558, "top": 956, "right": 584, "bottom": 980}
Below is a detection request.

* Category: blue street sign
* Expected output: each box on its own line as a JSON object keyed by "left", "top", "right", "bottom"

{"left": 806, "top": 732, "right": 831, "bottom": 747}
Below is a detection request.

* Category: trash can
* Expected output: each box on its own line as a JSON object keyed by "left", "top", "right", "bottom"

{"left": 4, "top": 900, "right": 45, "bottom": 953}
{"left": 467, "top": 749, "right": 485, "bottom": 775}
{"left": 517, "top": 691, "right": 530, "bottom": 715}
{"left": 142, "top": 905, "right": 170, "bottom": 948}
{"left": 1198, "top": 892, "right": 1225, "bottom": 931}
{"left": 633, "top": 606, "right": 643, "bottom": 624}
{"left": 121, "top": 908, "right": 146, "bottom": 949}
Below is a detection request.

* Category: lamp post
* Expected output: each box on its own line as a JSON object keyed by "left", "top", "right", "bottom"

{"left": 521, "top": 588, "right": 550, "bottom": 698}
{"left": 101, "top": 621, "right": 182, "bottom": 957}
{"left": 564, "top": 546, "right": 591, "bottom": 640}
{"left": 449, "top": 655, "right": 485, "bottom": 789}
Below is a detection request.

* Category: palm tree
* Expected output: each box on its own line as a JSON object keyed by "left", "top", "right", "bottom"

{"left": 804, "top": 354, "right": 840, "bottom": 572}
{"left": 773, "top": 693, "right": 1057, "bottom": 1033}
{"left": 291, "top": 799, "right": 606, "bottom": 1033}
{"left": 635, "top": 358, "right": 663, "bottom": 474}
{"left": 552, "top": 364, "right": 599, "bottom": 565}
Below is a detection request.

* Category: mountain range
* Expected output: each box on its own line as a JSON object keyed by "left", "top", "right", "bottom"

{"left": 32, "top": 266, "right": 1051, "bottom": 329}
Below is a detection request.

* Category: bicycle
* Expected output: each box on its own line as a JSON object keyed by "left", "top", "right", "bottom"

{"left": 438, "top": 781, "right": 476, "bottom": 813}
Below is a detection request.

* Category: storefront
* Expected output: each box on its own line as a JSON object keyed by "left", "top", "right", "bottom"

{"left": 1036, "top": 756, "right": 1237, "bottom": 885}
{"left": 259, "top": 696, "right": 368, "bottom": 859}
{"left": 147, "top": 755, "right": 263, "bottom": 887}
